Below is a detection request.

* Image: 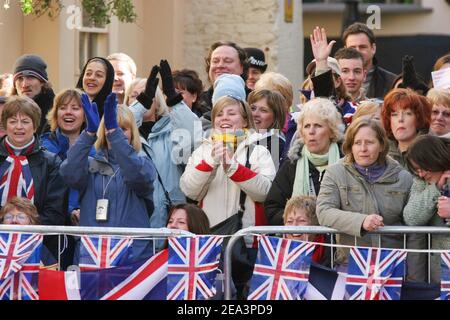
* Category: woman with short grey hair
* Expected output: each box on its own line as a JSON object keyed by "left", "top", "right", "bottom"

{"left": 264, "top": 97, "right": 345, "bottom": 225}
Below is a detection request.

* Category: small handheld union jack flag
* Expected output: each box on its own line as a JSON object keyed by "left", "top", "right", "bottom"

{"left": 167, "top": 236, "right": 223, "bottom": 300}
{"left": 346, "top": 247, "right": 407, "bottom": 300}
{"left": 248, "top": 236, "right": 315, "bottom": 300}
{"left": 441, "top": 252, "right": 450, "bottom": 300}
{"left": 0, "top": 232, "right": 42, "bottom": 300}
{"left": 79, "top": 235, "right": 133, "bottom": 271}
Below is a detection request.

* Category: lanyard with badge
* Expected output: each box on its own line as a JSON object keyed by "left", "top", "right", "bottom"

{"left": 96, "top": 168, "right": 120, "bottom": 221}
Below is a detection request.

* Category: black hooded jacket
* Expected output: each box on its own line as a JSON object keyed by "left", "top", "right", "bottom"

{"left": 33, "top": 88, "right": 55, "bottom": 135}
{"left": 76, "top": 57, "right": 114, "bottom": 117}
{"left": 0, "top": 136, "right": 68, "bottom": 226}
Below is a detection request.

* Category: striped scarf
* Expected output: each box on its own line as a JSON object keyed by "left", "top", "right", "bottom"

{"left": 0, "top": 140, "right": 35, "bottom": 206}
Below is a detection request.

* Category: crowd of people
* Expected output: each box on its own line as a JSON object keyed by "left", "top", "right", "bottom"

{"left": 0, "top": 22, "right": 449, "bottom": 299}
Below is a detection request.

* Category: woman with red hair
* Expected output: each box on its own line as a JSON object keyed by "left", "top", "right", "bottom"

{"left": 381, "top": 88, "right": 432, "bottom": 282}
{"left": 381, "top": 88, "right": 432, "bottom": 167}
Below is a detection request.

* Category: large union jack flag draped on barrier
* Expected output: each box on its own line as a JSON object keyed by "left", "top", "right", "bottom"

{"left": 0, "top": 233, "right": 42, "bottom": 300}
{"left": 248, "top": 236, "right": 315, "bottom": 300}
{"left": 441, "top": 252, "right": 450, "bottom": 300}
{"left": 346, "top": 247, "right": 407, "bottom": 300}
{"left": 82, "top": 249, "right": 167, "bottom": 300}
{"left": 167, "top": 236, "right": 222, "bottom": 300}
{"left": 39, "top": 249, "right": 168, "bottom": 300}
{"left": 0, "top": 157, "right": 35, "bottom": 206}
{"left": 79, "top": 235, "right": 133, "bottom": 270}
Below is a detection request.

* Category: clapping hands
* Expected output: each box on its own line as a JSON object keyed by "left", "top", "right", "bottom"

{"left": 104, "top": 93, "right": 119, "bottom": 130}
{"left": 81, "top": 93, "right": 100, "bottom": 135}
{"left": 137, "top": 66, "right": 160, "bottom": 109}
{"left": 136, "top": 60, "right": 184, "bottom": 109}
{"left": 159, "top": 59, "right": 183, "bottom": 107}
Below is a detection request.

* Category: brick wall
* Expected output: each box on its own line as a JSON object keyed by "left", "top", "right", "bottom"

{"left": 182, "top": 0, "right": 279, "bottom": 87}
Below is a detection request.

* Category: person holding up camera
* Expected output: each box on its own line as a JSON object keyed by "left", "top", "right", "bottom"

{"left": 180, "top": 74, "right": 276, "bottom": 298}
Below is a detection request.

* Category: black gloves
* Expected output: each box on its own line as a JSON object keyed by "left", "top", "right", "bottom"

{"left": 159, "top": 60, "right": 183, "bottom": 107}
{"left": 401, "top": 56, "right": 419, "bottom": 89}
{"left": 399, "top": 55, "right": 429, "bottom": 95}
{"left": 137, "top": 65, "right": 160, "bottom": 109}
{"left": 137, "top": 60, "right": 184, "bottom": 108}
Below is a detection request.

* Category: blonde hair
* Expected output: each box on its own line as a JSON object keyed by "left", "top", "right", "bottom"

{"left": 124, "top": 78, "right": 145, "bottom": 106}
{"left": 95, "top": 105, "right": 141, "bottom": 152}
{"left": 0, "top": 197, "right": 39, "bottom": 225}
{"left": 297, "top": 98, "right": 345, "bottom": 143}
{"left": 154, "top": 86, "right": 169, "bottom": 118}
{"left": 353, "top": 100, "right": 382, "bottom": 122}
{"left": 334, "top": 73, "right": 352, "bottom": 101}
{"left": 255, "top": 72, "right": 293, "bottom": 109}
{"left": 107, "top": 52, "right": 137, "bottom": 77}
{"left": 300, "top": 77, "right": 314, "bottom": 105}
{"left": 47, "top": 88, "right": 83, "bottom": 132}
{"left": 427, "top": 88, "right": 450, "bottom": 108}
{"left": 433, "top": 53, "right": 450, "bottom": 72}
{"left": 211, "top": 96, "right": 255, "bottom": 130}
{"left": 283, "top": 196, "right": 318, "bottom": 226}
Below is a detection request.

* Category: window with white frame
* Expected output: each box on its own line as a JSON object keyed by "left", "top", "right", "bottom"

{"left": 78, "top": 9, "right": 109, "bottom": 73}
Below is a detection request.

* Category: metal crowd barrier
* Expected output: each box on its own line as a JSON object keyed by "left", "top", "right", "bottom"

{"left": 0, "top": 225, "right": 193, "bottom": 237}
{"left": 0, "top": 225, "right": 193, "bottom": 270}
{"left": 1, "top": 225, "right": 449, "bottom": 300}
{"left": 223, "top": 226, "right": 450, "bottom": 300}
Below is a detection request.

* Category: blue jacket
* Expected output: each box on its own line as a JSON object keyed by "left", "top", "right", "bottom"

{"left": 60, "top": 129, "right": 157, "bottom": 261}
{"left": 41, "top": 129, "right": 96, "bottom": 213}
{"left": 130, "top": 101, "right": 202, "bottom": 229}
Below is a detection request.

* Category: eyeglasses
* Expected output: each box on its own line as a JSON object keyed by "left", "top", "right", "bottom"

{"left": 2, "top": 212, "right": 30, "bottom": 223}
{"left": 431, "top": 109, "right": 450, "bottom": 118}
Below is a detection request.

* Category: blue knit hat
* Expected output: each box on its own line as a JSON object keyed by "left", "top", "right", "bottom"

{"left": 212, "top": 74, "right": 246, "bottom": 105}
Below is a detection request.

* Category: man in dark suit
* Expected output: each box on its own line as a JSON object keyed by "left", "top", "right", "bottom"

{"left": 343, "top": 22, "right": 396, "bottom": 99}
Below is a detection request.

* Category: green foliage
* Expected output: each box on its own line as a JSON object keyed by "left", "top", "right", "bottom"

{"left": 18, "top": 0, "right": 137, "bottom": 24}
{"left": 20, "top": 0, "right": 34, "bottom": 15}
{"left": 111, "top": 0, "right": 137, "bottom": 23}
{"left": 82, "top": 0, "right": 137, "bottom": 25}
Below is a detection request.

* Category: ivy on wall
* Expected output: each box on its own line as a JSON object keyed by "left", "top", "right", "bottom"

{"left": 18, "top": 0, "right": 137, "bottom": 24}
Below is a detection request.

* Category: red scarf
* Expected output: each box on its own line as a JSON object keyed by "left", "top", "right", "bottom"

{"left": 0, "top": 141, "right": 35, "bottom": 206}
{"left": 311, "top": 234, "right": 326, "bottom": 263}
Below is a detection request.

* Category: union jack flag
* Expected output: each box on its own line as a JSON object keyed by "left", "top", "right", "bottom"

{"left": 248, "top": 236, "right": 315, "bottom": 300}
{"left": 0, "top": 156, "right": 35, "bottom": 206}
{"left": 167, "top": 236, "right": 222, "bottom": 300}
{"left": 346, "top": 247, "right": 407, "bottom": 300}
{"left": 0, "top": 233, "right": 42, "bottom": 280}
{"left": 39, "top": 250, "right": 168, "bottom": 300}
{"left": 0, "top": 233, "right": 42, "bottom": 300}
{"left": 79, "top": 235, "right": 133, "bottom": 271}
{"left": 441, "top": 252, "right": 450, "bottom": 300}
